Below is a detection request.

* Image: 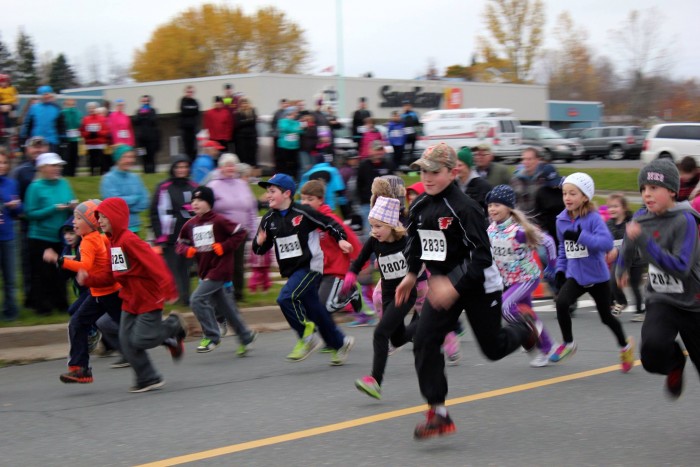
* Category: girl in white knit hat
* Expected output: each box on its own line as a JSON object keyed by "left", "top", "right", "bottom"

{"left": 340, "top": 196, "right": 417, "bottom": 399}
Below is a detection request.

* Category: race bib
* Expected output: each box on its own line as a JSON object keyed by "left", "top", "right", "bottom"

{"left": 86, "top": 124, "right": 100, "bottom": 132}
{"left": 110, "top": 247, "right": 128, "bottom": 271}
{"left": 403, "top": 127, "right": 415, "bottom": 135}
{"left": 284, "top": 133, "right": 299, "bottom": 142}
{"left": 276, "top": 234, "right": 302, "bottom": 260}
{"left": 648, "top": 264, "right": 684, "bottom": 293}
{"left": 389, "top": 129, "right": 403, "bottom": 138}
{"left": 193, "top": 224, "right": 215, "bottom": 249}
{"left": 117, "top": 130, "right": 130, "bottom": 139}
{"left": 358, "top": 127, "right": 367, "bottom": 134}
{"left": 378, "top": 252, "right": 408, "bottom": 280}
{"left": 66, "top": 129, "right": 80, "bottom": 138}
{"left": 564, "top": 240, "right": 588, "bottom": 259}
{"left": 613, "top": 239, "right": 623, "bottom": 248}
{"left": 418, "top": 230, "right": 447, "bottom": 261}
{"left": 491, "top": 238, "right": 517, "bottom": 263}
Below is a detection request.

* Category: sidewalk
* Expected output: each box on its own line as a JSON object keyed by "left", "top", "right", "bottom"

{"left": 0, "top": 306, "right": 354, "bottom": 365}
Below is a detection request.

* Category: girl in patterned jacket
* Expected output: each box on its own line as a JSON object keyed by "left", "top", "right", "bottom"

{"left": 486, "top": 185, "right": 558, "bottom": 367}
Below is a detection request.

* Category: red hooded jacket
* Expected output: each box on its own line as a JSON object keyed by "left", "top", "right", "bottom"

{"left": 95, "top": 197, "right": 177, "bottom": 314}
{"left": 317, "top": 204, "right": 363, "bottom": 277}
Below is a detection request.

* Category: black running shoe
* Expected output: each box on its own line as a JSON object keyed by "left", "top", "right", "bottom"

{"left": 129, "top": 378, "right": 165, "bottom": 393}
{"left": 414, "top": 409, "right": 456, "bottom": 440}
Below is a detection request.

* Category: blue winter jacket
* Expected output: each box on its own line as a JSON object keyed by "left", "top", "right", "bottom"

{"left": 191, "top": 154, "right": 215, "bottom": 184}
{"left": 99, "top": 169, "right": 149, "bottom": 232}
{"left": 21, "top": 101, "right": 64, "bottom": 145}
{"left": 556, "top": 208, "right": 614, "bottom": 286}
{"left": 387, "top": 121, "right": 406, "bottom": 146}
{"left": 299, "top": 162, "right": 346, "bottom": 210}
{"left": 0, "top": 175, "right": 21, "bottom": 241}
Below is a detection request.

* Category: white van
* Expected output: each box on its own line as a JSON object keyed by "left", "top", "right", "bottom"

{"left": 641, "top": 123, "right": 700, "bottom": 163}
{"left": 415, "top": 108, "right": 522, "bottom": 162}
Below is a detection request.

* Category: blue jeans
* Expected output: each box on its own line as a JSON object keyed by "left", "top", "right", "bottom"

{"left": 68, "top": 291, "right": 122, "bottom": 368}
{"left": 0, "top": 238, "right": 18, "bottom": 320}
{"left": 277, "top": 269, "right": 345, "bottom": 349}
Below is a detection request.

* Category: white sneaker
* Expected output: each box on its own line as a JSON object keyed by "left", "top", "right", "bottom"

{"left": 530, "top": 346, "right": 557, "bottom": 368}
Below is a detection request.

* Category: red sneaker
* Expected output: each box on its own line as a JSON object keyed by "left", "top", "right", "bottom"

{"left": 666, "top": 357, "right": 686, "bottom": 400}
{"left": 60, "top": 366, "right": 94, "bottom": 384}
{"left": 414, "top": 409, "right": 456, "bottom": 440}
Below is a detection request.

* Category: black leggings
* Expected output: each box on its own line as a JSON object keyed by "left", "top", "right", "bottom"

{"left": 556, "top": 278, "right": 627, "bottom": 346}
{"left": 610, "top": 264, "right": 645, "bottom": 313}
{"left": 641, "top": 301, "right": 700, "bottom": 376}
{"left": 371, "top": 287, "right": 416, "bottom": 386}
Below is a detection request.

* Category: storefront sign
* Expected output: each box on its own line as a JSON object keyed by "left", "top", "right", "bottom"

{"left": 379, "top": 86, "right": 443, "bottom": 108}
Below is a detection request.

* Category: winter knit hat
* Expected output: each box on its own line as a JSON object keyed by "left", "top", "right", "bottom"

{"left": 563, "top": 172, "right": 595, "bottom": 200}
{"left": 638, "top": 158, "right": 680, "bottom": 194}
{"left": 74, "top": 199, "right": 101, "bottom": 231}
{"left": 486, "top": 185, "right": 516, "bottom": 209}
{"left": 369, "top": 196, "right": 401, "bottom": 227}
{"left": 112, "top": 145, "right": 134, "bottom": 163}
{"left": 192, "top": 186, "right": 215, "bottom": 208}
{"left": 457, "top": 147, "right": 474, "bottom": 168}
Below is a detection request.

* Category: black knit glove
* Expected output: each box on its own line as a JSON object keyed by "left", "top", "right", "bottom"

{"left": 563, "top": 226, "right": 582, "bottom": 242}
{"left": 555, "top": 271, "right": 567, "bottom": 290}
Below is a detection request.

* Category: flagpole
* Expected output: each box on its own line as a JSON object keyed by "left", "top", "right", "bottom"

{"left": 336, "top": 0, "right": 345, "bottom": 120}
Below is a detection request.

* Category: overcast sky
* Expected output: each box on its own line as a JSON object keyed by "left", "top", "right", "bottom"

{"left": 2, "top": 0, "right": 697, "bottom": 84}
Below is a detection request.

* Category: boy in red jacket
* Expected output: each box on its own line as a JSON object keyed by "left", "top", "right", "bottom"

{"left": 300, "top": 180, "right": 363, "bottom": 316}
{"left": 92, "top": 197, "right": 186, "bottom": 393}
{"left": 177, "top": 186, "right": 258, "bottom": 355}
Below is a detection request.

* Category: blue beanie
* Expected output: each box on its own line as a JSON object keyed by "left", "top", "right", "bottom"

{"left": 485, "top": 184, "right": 516, "bottom": 209}
{"left": 37, "top": 85, "right": 54, "bottom": 94}
{"left": 112, "top": 145, "right": 134, "bottom": 163}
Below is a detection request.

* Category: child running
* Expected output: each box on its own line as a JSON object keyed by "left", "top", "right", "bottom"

{"left": 486, "top": 185, "right": 559, "bottom": 367}
{"left": 343, "top": 196, "right": 416, "bottom": 399}
{"left": 395, "top": 143, "right": 540, "bottom": 440}
{"left": 618, "top": 159, "right": 700, "bottom": 398}
{"left": 92, "top": 197, "right": 186, "bottom": 393}
{"left": 551, "top": 172, "right": 634, "bottom": 371}
{"left": 252, "top": 173, "right": 355, "bottom": 365}
{"left": 176, "top": 186, "right": 258, "bottom": 355}
{"left": 43, "top": 200, "right": 123, "bottom": 384}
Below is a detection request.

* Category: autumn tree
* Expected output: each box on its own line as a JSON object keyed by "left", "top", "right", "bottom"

{"left": 546, "top": 12, "right": 600, "bottom": 101}
{"left": 14, "top": 29, "right": 38, "bottom": 93}
{"left": 476, "top": 0, "right": 545, "bottom": 83}
{"left": 131, "top": 4, "right": 310, "bottom": 82}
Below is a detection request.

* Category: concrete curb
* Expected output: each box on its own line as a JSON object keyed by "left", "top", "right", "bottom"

{"left": 0, "top": 306, "right": 356, "bottom": 366}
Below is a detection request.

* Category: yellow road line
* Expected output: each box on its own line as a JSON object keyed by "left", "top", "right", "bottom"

{"left": 135, "top": 360, "right": 639, "bottom": 467}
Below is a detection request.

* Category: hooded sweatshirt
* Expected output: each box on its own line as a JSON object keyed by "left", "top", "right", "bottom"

{"left": 555, "top": 207, "right": 614, "bottom": 286}
{"left": 618, "top": 201, "right": 700, "bottom": 312}
{"left": 61, "top": 229, "right": 121, "bottom": 297}
{"left": 150, "top": 157, "right": 198, "bottom": 245}
{"left": 93, "top": 197, "right": 177, "bottom": 314}
{"left": 317, "top": 203, "right": 362, "bottom": 277}
{"left": 176, "top": 210, "right": 247, "bottom": 281}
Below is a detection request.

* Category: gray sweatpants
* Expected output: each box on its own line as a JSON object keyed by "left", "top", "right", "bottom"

{"left": 191, "top": 279, "right": 253, "bottom": 345}
{"left": 119, "top": 310, "right": 181, "bottom": 385}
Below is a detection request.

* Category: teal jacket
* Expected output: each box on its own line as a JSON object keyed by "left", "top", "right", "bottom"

{"left": 24, "top": 178, "right": 75, "bottom": 242}
{"left": 61, "top": 107, "right": 82, "bottom": 142}
{"left": 100, "top": 169, "right": 149, "bottom": 232}
{"left": 277, "top": 118, "right": 302, "bottom": 150}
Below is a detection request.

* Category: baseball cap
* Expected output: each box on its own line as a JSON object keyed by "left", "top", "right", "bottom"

{"left": 472, "top": 143, "right": 492, "bottom": 152}
{"left": 27, "top": 136, "right": 48, "bottom": 147}
{"left": 258, "top": 173, "right": 297, "bottom": 196}
{"left": 410, "top": 143, "right": 457, "bottom": 172}
{"left": 203, "top": 140, "right": 225, "bottom": 150}
{"left": 36, "top": 153, "right": 67, "bottom": 167}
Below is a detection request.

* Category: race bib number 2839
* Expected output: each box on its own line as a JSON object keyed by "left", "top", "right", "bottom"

{"left": 418, "top": 230, "right": 447, "bottom": 261}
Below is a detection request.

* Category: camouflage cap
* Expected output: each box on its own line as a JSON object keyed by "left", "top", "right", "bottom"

{"left": 410, "top": 143, "right": 457, "bottom": 172}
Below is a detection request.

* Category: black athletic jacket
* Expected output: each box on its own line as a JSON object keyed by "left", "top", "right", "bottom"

{"left": 252, "top": 203, "right": 347, "bottom": 278}
{"left": 405, "top": 182, "right": 502, "bottom": 294}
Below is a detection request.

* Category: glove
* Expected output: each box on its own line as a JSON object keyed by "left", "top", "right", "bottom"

{"left": 555, "top": 271, "right": 566, "bottom": 290}
{"left": 185, "top": 247, "right": 197, "bottom": 259}
{"left": 212, "top": 242, "right": 224, "bottom": 256}
{"left": 339, "top": 271, "right": 358, "bottom": 296}
{"left": 563, "top": 226, "right": 582, "bottom": 242}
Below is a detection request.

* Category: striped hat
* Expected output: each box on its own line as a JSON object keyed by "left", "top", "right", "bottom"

{"left": 369, "top": 196, "right": 400, "bottom": 227}
{"left": 75, "top": 199, "right": 101, "bottom": 231}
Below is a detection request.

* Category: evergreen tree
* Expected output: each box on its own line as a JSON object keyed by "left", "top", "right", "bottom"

{"left": 0, "top": 33, "right": 15, "bottom": 79}
{"left": 49, "top": 54, "right": 79, "bottom": 92}
{"left": 14, "top": 30, "right": 38, "bottom": 93}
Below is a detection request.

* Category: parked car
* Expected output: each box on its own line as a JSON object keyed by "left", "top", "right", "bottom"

{"left": 558, "top": 128, "right": 585, "bottom": 140}
{"left": 641, "top": 123, "right": 700, "bottom": 163}
{"left": 520, "top": 125, "right": 582, "bottom": 163}
{"left": 577, "top": 126, "right": 644, "bottom": 160}
{"left": 415, "top": 108, "right": 522, "bottom": 163}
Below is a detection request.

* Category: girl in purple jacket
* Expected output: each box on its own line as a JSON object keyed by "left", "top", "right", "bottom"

{"left": 550, "top": 172, "right": 634, "bottom": 373}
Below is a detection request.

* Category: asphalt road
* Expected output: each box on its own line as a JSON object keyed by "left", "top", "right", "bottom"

{"left": 1, "top": 298, "right": 698, "bottom": 467}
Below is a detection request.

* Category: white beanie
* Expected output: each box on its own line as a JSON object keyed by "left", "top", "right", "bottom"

{"left": 563, "top": 172, "right": 595, "bottom": 200}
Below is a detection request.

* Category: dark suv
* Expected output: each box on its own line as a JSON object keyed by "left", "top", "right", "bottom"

{"left": 577, "top": 126, "right": 644, "bottom": 160}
